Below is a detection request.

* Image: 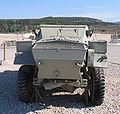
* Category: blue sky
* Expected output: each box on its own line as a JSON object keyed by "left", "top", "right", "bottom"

{"left": 0, "top": 0, "right": 120, "bottom": 22}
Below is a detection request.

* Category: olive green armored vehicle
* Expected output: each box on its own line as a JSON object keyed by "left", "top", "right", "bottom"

{"left": 14, "top": 25, "right": 107, "bottom": 106}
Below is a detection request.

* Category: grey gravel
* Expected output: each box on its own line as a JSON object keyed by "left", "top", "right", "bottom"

{"left": 0, "top": 44, "right": 120, "bottom": 114}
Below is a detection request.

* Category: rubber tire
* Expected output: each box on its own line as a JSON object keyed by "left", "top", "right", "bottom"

{"left": 88, "top": 67, "right": 105, "bottom": 106}
{"left": 17, "top": 65, "right": 33, "bottom": 102}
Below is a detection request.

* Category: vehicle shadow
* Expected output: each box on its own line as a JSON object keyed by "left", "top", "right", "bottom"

{"left": 0, "top": 70, "right": 94, "bottom": 114}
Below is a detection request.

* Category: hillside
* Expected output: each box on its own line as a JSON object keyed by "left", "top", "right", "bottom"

{"left": 0, "top": 17, "right": 120, "bottom": 34}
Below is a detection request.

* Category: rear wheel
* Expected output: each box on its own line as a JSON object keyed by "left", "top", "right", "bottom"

{"left": 88, "top": 67, "right": 105, "bottom": 106}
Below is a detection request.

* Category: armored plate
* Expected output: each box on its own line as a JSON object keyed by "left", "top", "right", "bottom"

{"left": 32, "top": 40, "right": 87, "bottom": 79}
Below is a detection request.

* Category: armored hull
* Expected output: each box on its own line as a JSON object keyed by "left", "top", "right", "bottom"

{"left": 14, "top": 25, "right": 107, "bottom": 106}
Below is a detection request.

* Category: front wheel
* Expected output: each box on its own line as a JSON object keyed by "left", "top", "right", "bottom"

{"left": 17, "top": 65, "right": 34, "bottom": 102}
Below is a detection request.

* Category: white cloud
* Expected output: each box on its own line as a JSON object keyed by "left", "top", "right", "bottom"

{"left": 79, "top": 12, "right": 120, "bottom": 22}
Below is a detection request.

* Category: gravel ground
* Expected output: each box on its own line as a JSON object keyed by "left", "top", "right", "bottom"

{"left": 0, "top": 44, "right": 120, "bottom": 114}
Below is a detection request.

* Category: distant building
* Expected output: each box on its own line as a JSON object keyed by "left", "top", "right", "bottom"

{"left": 91, "top": 33, "right": 112, "bottom": 42}
{"left": 111, "top": 35, "right": 120, "bottom": 44}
